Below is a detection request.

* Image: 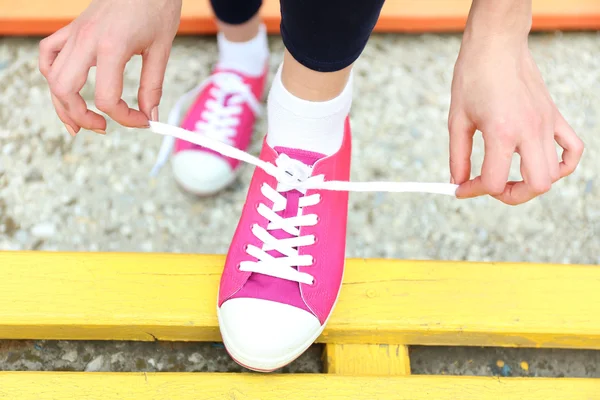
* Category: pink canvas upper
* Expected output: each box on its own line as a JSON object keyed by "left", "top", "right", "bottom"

{"left": 175, "top": 67, "right": 268, "bottom": 169}
{"left": 218, "top": 118, "right": 352, "bottom": 325}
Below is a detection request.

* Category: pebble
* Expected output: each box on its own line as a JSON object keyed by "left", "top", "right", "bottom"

{"left": 142, "top": 201, "right": 157, "bottom": 214}
{"left": 84, "top": 355, "right": 105, "bottom": 372}
{"left": 31, "top": 222, "right": 56, "bottom": 239}
{"left": 61, "top": 350, "right": 78, "bottom": 363}
{"left": 188, "top": 353, "right": 204, "bottom": 363}
{"left": 141, "top": 241, "right": 153, "bottom": 252}
{"left": 111, "top": 352, "right": 126, "bottom": 365}
{"left": 14, "top": 229, "right": 29, "bottom": 244}
{"left": 120, "top": 225, "right": 133, "bottom": 237}
{"left": 24, "top": 168, "right": 43, "bottom": 182}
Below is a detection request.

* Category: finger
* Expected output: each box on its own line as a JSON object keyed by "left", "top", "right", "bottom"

{"left": 554, "top": 114, "right": 584, "bottom": 178}
{"left": 138, "top": 44, "right": 171, "bottom": 122}
{"left": 95, "top": 50, "right": 148, "bottom": 128}
{"left": 544, "top": 137, "right": 560, "bottom": 183}
{"left": 494, "top": 140, "right": 551, "bottom": 205}
{"left": 448, "top": 113, "right": 476, "bottom": 184}
{"left": 51, "top": 93, "right": 80, "bottom": 136}
{"left": 49, "top": 45, "right": 106, "bottom": 131}
{"left": 456, "top": 133, "right": 513, "bottom": 198}
{"left": 39, "top": 25, "right": 72, "bottom": 78}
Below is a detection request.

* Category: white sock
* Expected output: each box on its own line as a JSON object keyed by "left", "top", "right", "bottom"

{"left": 216, "top": 24, "right": 269, "bottom": 77}
{"left": 267, "top": 64, "right": 353, "bottom": 156}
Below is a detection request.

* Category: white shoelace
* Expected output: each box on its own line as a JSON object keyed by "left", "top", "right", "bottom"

{"left": 147, "top": 121, "right": 458, "bottom": 285}
{"left": 151, "top": 72, "right": 262, "bottom": 176}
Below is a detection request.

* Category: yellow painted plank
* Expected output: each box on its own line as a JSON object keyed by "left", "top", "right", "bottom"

{"left": 1, "top": 0, "right": 600, "bottom": 35}
{"left": 323, "top": 344, "right": 411, "bottom": 375}
{"left": 0, "top": 251, "right": 600, "bottom": 348}
{"left": 0, "top": 373, "right": 599, "bottom": 399}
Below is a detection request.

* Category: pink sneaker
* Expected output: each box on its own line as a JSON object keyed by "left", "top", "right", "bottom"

{"left": 217, "top": 118, "right": 352, "bottom": 372}
{"left": 154, "top": 68, "right": 267, "bottom": 195}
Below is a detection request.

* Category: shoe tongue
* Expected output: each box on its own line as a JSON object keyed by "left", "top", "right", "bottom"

{"left": 274, "top": 147, "right": 325, "bottom": 167}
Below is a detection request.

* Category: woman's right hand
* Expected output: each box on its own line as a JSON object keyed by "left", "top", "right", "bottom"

{"left": 39, "top": 0, "right": 182, "bottom": 135}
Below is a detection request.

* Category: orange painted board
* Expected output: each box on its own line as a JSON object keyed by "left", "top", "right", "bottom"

{"left": 1, "top": 0, "right": 600, "bottom": 36}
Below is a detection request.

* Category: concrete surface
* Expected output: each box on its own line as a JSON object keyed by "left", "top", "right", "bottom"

{"left": 0, "top": 31, "right": 599, "bottom": 375}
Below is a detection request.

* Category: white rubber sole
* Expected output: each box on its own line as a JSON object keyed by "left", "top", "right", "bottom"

{"left": 216, "top": 264, "right": 344, "bottom": 372}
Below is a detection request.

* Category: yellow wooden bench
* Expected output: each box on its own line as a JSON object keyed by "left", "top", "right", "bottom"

{"left": 1, "top": 0, "right": 600, "bottom": 36}
{"left": 0, "top": 251, "right": 599, "bottom": 399}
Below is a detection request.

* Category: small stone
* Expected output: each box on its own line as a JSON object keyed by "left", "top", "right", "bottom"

{"left": 130, "top": 143, "right": 142, "bottom": 156}
{"left": 85, "top": 355, "right": 105, "bottom": 372}
{"left": 74, "top": 167, "right": 87, "bottom": 184}
{"left": 14, "top": 229, "right": 29, "bottom": 244}
{"left": 61, "top": 350, "right": 78, "bottom": 363}
{"left": 2, "top": 143, "right": 15, "bottom": 155}
{"left": 120, "top": 225, "right": 133, "bottom": 236}
{"left": 142, "top": 201, "right": 157, "bottom": 214}
{"left": 477, "top": 228, "right": 489, "bottom": 242}
{"left": 61, "top": 195, "right": 77, "bottom": 206}
{"left": 24, "top": 168, "right": 43, "bottom": 182}
{"left": 141, "top": 241, "right": 153, "bottom": 252}
{"left": 31, "top": 222, "right": 56, "bottom": 239}
{"left": 111, "top": 352, "right": 126, "bottom": 365}
{"left": 188, "top": 353, "right": 204, "bottom": 363}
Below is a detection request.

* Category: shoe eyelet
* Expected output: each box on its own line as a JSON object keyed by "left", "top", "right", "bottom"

{"left": 312, "top": 235, "right": 318, "bottom": 245}
{"left": 243, "top": 244, "right": 250, "bottom": 252}
{"left": 236, "top": 263, "right": 242, "bottom": 271}
{"left": 309, "top": 278, "right": 317, "bottom": 287}
{"left": 309, "top": 255, "right": 315, "bottom": 265}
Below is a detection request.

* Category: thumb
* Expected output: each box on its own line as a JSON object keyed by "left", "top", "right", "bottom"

{"left": 138, "top": 44, "right": 171, "bottom": 122}
{"left": 448, "top": 112, "right": 476, "bottom": 184}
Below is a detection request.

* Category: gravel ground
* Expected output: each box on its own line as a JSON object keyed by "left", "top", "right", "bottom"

{"left": 0, "top": 32, "right": 599, "bottom": 375}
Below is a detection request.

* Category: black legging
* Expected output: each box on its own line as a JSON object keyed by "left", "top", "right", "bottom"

{"left": 209, "top": 0, "right": 386, "bottom": 72}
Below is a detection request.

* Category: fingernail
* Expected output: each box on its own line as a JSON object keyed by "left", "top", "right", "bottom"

{"left": 64, "top": 124, "right": 76, "bottom": 137}
{"left": 450, "top": 176, "right": 456, "bottom": 184}
{"left": 151, "top": 106, "right": 159, "bottom": 122}
{"left": 92, "top": 129, "right": 106, "bottom": 135}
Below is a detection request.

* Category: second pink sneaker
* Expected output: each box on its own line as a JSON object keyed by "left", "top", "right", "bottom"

{"left": 155, "top": 67, "right": 267, "bottom": 195}
{"left": 217, "top": 118, "right": 352, "bottom": 372}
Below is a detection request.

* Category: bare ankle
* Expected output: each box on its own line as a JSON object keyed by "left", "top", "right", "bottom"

{"left": 281, "top": 50, "right": 352, "bottom": 102}
{"left": 217, "top": 13, "right": 262, "bottom": 42}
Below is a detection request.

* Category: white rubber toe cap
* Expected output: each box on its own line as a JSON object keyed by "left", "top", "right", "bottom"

{"left": 218, "top": 298, "right": 322, "bottom": 371}
{"left": 171, "top": 150, "right": 236, "bottom": 196}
